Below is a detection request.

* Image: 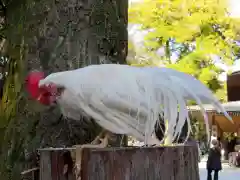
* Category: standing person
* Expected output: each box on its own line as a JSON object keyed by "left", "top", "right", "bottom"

{"left": 207, "top": 139, "right": 222, "bottom": 180}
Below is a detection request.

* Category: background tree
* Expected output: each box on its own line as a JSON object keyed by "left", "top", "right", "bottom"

{"left": 129, "top": 0, "right": 240, "bottom": 144}
{"left": 129, "top": 0, "right": 240, "bottom": 101}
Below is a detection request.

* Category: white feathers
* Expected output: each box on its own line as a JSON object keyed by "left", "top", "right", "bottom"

{"left": 39, "top": 64, "right": 231, "bottom": 145}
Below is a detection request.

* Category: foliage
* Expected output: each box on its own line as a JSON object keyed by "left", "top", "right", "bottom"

{"left": 128, "top": 0, "right": 238, "bottom": 143}
{"left": 0, "top": 1, "right": 29, "bottom": 175}
{"left": 129, "top": 0, "right": 240, "bottom": 99}
{"left": 127, "top": 35, "right": 163, "bottom": 66}
{"left": 0, "top": 57, "right": 26, "bottom": 179}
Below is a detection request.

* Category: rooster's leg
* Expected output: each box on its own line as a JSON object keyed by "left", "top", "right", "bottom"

{"left": 90, "top": 130, "right": 106, "bottom": 145}
{"left": 73, "top": 131, "right": 110, "bottom": 179}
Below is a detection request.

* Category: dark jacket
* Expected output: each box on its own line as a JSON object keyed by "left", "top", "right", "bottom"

{"left": 207, "top": 147, "right": 222, "bottom": 170}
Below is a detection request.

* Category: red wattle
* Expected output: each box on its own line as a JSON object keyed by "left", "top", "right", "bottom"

{"left": 37, "top": 93, "right": 51, "bottom": 105}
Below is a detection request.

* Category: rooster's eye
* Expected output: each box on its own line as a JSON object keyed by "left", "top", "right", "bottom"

{"left": 43, "top": 91, "right": 50, "bottom": 96}
{"left": 57, "top": 87, "right": 65, "bottom": 94}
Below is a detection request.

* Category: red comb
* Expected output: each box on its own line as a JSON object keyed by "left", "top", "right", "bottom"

{"left": 26, "top": 71, "right": 45, "bottom": 99}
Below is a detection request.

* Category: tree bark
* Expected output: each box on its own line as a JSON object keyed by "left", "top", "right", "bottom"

{"left": 15, "top": 0, "right": 128, "bottom": 175}
{"left": 39, "top": 145, "right": 200, "bottom": 180}
{"left": 0, "top": 0, "right": 127, "bottom": 178}
{"left": 23, "top": 0, "right": 128, "bottom": 147}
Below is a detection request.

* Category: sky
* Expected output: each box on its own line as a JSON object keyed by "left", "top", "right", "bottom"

{"left": 128, "top": 0, "right": 240, "bottom": 81}
{"left": 229, "top": 0, "right": 240, "bottom": 17}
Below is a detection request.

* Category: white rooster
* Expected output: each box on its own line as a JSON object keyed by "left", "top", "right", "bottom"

{"left": 26, "top": 64, "right": 231, "bottom": 148}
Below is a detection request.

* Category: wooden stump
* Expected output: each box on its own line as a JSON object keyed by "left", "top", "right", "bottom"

{"left": 39, "top": 145, "right": 199, "bottom": 180}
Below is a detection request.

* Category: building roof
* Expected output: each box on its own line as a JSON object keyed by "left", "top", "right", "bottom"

{"left": 188, "top": 101, "right": 240, "bottom": 112}
{"left": 189, "top": 101, "right": 240, "bottom": 132}
{"left": 232, "top": 70, "right": 240, "bottom": 75}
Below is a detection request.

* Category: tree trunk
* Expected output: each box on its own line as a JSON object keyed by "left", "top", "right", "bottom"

{"left": 0, "top": 0, "right": 127, "bottom": 178}
{"left": 24, "top": 0, "right": 128, "bottom": 146}
{"left": 39, "top": 145, "right": 200, "bottom": 180}
{"left": 20, "top": 0, "right": 128, "bottom": 169}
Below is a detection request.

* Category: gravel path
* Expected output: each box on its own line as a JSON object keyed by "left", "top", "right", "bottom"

{"left": 199, "top": 161, "right": 240, "bottom": 180}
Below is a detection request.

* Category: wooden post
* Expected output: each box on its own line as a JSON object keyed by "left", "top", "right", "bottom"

{"left": 39, "top": 148, "right": 75, "bottom": 180}
{"left": 39, "top": 145, "right": 199, "bottom": 180}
